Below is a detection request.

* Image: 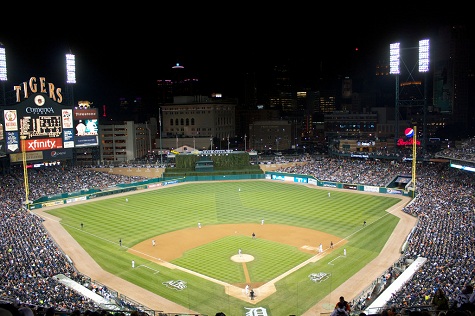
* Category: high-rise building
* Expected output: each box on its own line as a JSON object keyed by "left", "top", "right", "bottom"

{"left": 268, "top": 63, "right": 296, "bottom": 113}
{"left": 433, "top": 24, "right": 475, "bottom": 135}
{"left": 157, "top": 63, "right": 201, "bottom": 105}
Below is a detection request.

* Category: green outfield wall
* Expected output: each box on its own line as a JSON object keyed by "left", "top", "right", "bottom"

{"left": 29, "top": 171, "right": 413, "bottom": 210}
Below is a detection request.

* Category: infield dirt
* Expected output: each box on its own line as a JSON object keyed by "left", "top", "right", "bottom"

{"left": 33, "top": 171, "right": 416, "bottom": 315}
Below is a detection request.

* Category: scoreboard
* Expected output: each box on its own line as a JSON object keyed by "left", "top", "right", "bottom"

{"left": 0, "top": 91, "right": 99, "bottom": 164}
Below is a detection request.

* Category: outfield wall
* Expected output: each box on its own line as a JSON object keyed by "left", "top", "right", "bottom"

{"left": 29, "top": 171, "right": 413, "bottom": 210}
{"left": 264, "top": 172, "right": 414, "bottom": 197}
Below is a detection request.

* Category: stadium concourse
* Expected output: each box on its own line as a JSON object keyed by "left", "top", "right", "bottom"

{"left": 1, "top": 146, "right": 475, "bottom": 315}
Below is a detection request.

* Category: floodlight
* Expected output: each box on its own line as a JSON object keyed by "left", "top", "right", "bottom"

{"left": 66, "top": 54, "right": 76, "bottom": 84}
{"left": 418, "top": 39, "right": 429, "bottom": 73}
{"left": 389, "top": 42, "right": 400, "bottom": 75}
{"left": 0, "top": 44, "right": 7, "bottom": 81}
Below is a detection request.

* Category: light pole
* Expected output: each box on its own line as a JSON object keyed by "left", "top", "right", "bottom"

{"left": 244, "top": 134, "right": 247, "bottom": 151}
{"left": 159, "top": 108, "right": 163, "bottom": 166}
{"left": 390, "top": 39, "right": 429, "bottom": 154}
{"left": 20, "top": 135, "right": 30, "bottom": 209}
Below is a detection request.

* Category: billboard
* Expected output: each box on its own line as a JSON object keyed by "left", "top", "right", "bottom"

{"left": 2, "top": 93, "right": 73, "bottom": 155}
{"left": 0, "top": 90, "right": 78, "bottom": 164}
{"left": 73, "top": 108, "right": 99, "bottom": 147}
{"left": 0, "top": 77, "right": 100, "bottom": 165}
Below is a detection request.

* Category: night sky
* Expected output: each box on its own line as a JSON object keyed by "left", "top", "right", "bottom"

{"left": 0, "top": 6, "right": 468, "bottom": 110}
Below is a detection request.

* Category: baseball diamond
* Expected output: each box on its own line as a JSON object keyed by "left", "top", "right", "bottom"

{"left": 36, "top": 176, "right": 414, "bottom": 316}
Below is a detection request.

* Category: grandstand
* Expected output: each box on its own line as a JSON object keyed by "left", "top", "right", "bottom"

{"left": 1, "top": 145, "right": 475, "bottom": 315}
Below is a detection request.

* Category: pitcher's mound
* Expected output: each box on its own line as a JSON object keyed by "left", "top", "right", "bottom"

{"left": 231, "top": 254, "right": 254, "bottom": 262}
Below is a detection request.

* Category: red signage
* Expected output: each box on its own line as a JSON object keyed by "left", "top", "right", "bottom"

{"left": 23, "top": 138, "right": 63, "bottom": 151}
{"left": 397, "top": 138, "right": 421, "bottom": 146}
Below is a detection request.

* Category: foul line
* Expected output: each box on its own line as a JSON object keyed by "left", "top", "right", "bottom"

{"left": 242, "top": 262, "right": 251, "bottom": 283}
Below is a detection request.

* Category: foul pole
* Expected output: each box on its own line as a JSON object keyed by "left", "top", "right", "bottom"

{"left": 412, "top": 126, "right": 417, "bottom": 198}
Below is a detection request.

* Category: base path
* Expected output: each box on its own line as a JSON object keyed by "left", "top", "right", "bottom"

{"left": 34, "top": 178, "right": 415, "bottom": 316}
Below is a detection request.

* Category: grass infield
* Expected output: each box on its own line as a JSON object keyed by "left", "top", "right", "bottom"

{"left": 45, "top": 180, "right": 402, "bottom": 316}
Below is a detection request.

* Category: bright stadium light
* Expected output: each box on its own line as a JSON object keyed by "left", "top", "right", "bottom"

{"left": 389, "top": 42, "right": 400, "bottom": 75}
{"left": 418, "top": 39, "right": 429, "bottom": 73}
{"left": 0, "top": 43, "right": 7, "bottom": 81}
{"left": 0, "top": 43, "right": 7, "bottom": 106}
{"left": 66, "top": 54, "right": 76, "bottom": 84}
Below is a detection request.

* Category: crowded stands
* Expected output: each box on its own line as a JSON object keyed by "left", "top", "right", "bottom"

{"left": 1, "top": 144, "right": 475, "bottom": 315}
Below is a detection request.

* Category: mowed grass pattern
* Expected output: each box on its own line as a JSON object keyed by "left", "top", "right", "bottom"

{"left": 46, "top": 180, "right": 403, "bottom": 316}
{"left": 173, "top": 235, "right": 312, "bottom": 284}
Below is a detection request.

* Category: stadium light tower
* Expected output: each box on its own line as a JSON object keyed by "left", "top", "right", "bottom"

{"left": 0, "top": 42, "right": 7, "bottom": 106}
{"left": 391, "top": 39, "right": 429, "bottom": 198}
{"left": 390, "top": 39, "right": 430, "bottom": 153}
{"left": 65, "top": 53, "right": 76, "bottom": 106}
{"left": 419, "top": 39, "right": 430, "bottom": 155}
{"left": 389, "top": 42, "right": 400, "bottom": 151}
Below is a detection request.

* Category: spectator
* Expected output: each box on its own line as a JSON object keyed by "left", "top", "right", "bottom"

{"left": 331, "top": 302, "right": 349, "bottom": 316}
{"left": 453, "top": 284, "right": 474, "bottom": 310}
{"left": 432, "top": 288, "right": 449, "bottom": 311}
{"left": 335, "top": 296, "right": 351, "bottom": 312}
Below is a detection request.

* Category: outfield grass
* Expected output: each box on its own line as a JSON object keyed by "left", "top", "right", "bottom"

{"left": 45, "top": 181, "right": 402, "bottom": 316}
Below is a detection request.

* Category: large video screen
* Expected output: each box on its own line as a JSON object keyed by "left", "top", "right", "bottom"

{"left": 73, "top": 108, "right": 99, "bottom": 147}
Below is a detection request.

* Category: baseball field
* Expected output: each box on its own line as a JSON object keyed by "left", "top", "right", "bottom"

{"left": 36, "top": 180, "right": 414, "bottom": 316}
